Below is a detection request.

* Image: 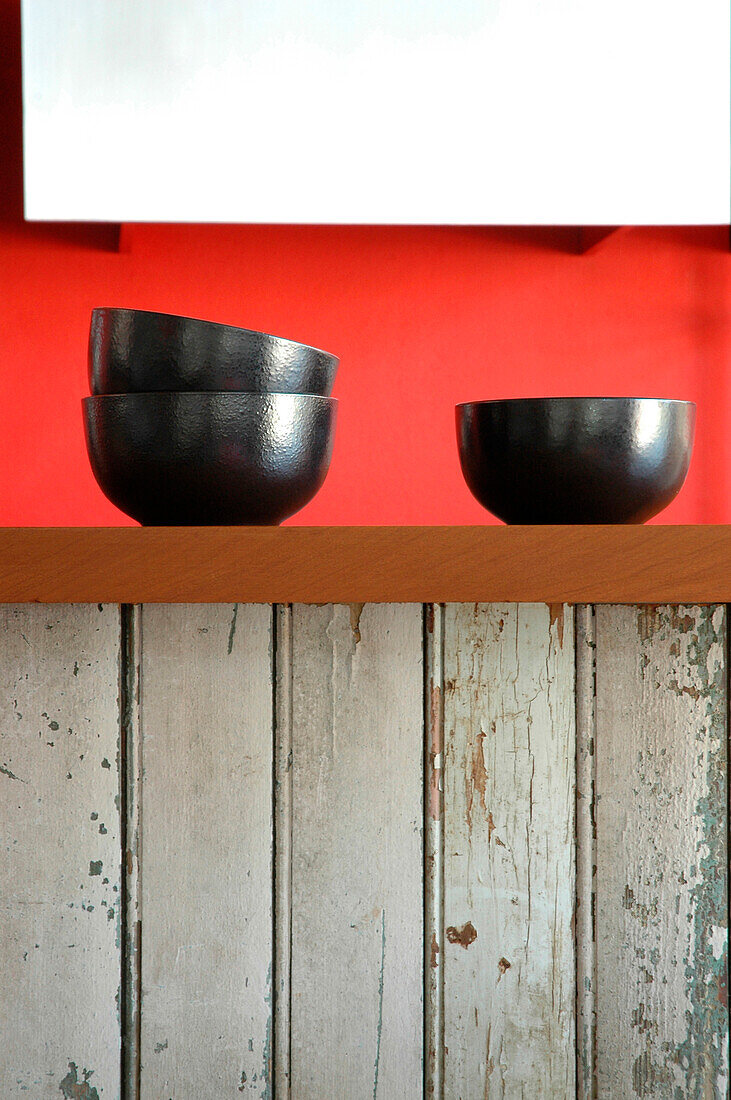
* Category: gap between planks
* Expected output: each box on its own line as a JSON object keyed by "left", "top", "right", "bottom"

{"left": 575, "top": 605, "right": 597, "bottom": 1100}
{"left": 120, "top": 605, "right": 143, "bottom": 1100}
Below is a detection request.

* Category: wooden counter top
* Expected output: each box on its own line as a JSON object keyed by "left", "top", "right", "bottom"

{"left": 0, "top": 525, "right": 728, "bottom": 603}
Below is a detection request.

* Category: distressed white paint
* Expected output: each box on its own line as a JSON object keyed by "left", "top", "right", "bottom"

{"left": 575, "top": 604, "right": 597, "bottom": 1100}
{"left": 424, "top": 603, "right": 445, "bottom": 1099}
{"left": 0, "top": 604, "right": 121, "bottom": 1099}
{"left": 273, "top": 603, "right": 293, "bottom": 1098}
{"left": 21, "top": 0, "right": 730, "bottom": 223}
{"left": 137, "top": 604, "right": 274, "bottom": 1097}
{"left": 2, "top": 598, "right": 727, "bottom": 1098}
{"left": 442, "top": 603, "right": 576, "bottom": 1099}
{"left": 289, "top": 603, "right": 423, "bottom": 1099}
{"left": 594, "top": 605, "right": 728, "bottom": 1098}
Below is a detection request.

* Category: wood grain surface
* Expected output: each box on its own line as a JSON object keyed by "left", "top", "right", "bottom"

{"left": 594, "top": 605, "right": 728, "bottom": 1098}
{"left": 441, "top": 603, "right": 576, "bottom": 1098}
{"left": 575, "top": 605, "right": 598, "bottom": 1100}
{"left": 1, "top": 526, "right": 731, "bottom": 603}
{"left": 136, "top": 604, "right": 274, "bottom": 1098}
{"left": 0, "top": 604, "right": 122, "bottom": 1099}
{"left": 1, "top": 597, "right": 727, "bottom": 1097}
{"left": 288, "top": 603, "right": 424, "bottom": 1099}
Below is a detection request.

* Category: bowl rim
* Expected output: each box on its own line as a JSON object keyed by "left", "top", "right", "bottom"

{"left": 82, "top": 392, "right": 338, "bottom": 406}
{"left": 90, "top": 306, "right": 339, "bottom": 365}
{"left": 455, "top": 397, "right": 696, "bottom": 409}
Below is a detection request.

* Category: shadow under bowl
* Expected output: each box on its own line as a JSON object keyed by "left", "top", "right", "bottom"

{"left": 83, "top": 392, "right": 337, "bottom": 525}
{"left": 89, "top": 308, "right": 339, "bottom": 396}
{"left": 456, "top": 397, "right": 695, "bottom": 524}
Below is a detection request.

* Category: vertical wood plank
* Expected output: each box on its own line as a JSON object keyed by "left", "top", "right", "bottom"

{"left": 594, "top": 605, "right": 728, "bottom": 1099}
{"left": 425, "top": 603, "right": 445, "bottom": 1099}
{"left": 575, "top": 604, "right": 597, "bottom": 1100}
{"left": 274, "top": 603, "right": 293, "bottom": 1099}
{"left": 138, "top": 604, "right": 274, "bottom": 1097}
{"left": 443, "top": 603, "right": 576, "bottom": 1099}
{"left": 0, "top": 604, "right": 121, "bottom": 1099}
{"left": 289, "top": 603, "right": 423, "bottom": 1099}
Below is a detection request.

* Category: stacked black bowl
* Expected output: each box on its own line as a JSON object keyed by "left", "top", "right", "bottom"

{"left": 83, "top": 308, "right": 338, "bottom": 525}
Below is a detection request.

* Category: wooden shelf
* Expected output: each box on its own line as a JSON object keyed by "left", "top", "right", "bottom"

{"left": 0, "top": 525, "right": 730, "bottom": 603}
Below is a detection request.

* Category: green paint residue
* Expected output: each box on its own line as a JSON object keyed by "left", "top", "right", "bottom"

{"left": 260, "top": 960, "right": 272, "bottom": 1100}
{"left": 228, "top": 603, "right": 239, "bottom": 655}
{"left": 636, "top": 606, "right": 728, "bottom": 1097}
{"left": 0, "top": 763, "right": 25, "bottom": 782}
{"left": 373, "top": 909, "right": 386, "bottom": 1100}
{"left": 89, "top": 860, "right": 102, "bottom": 877}
{"left": 59, "top": 1062, "right": 99, "bottom": 1100}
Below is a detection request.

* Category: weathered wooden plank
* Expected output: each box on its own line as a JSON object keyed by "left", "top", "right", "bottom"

{"left": 425, "top": 603, "right": 445, "bottom": 1099}
{"left": 289, "top": 603, "right": 423, "bottom": 1099}
{"left": 594, "top": 605, "right": 728, "bottom": 1099}
{"left": 137, "top": 604, "right": 274, "bottom": 1097}
{"left": 0, "top": 604, "right": 121, "bottom": 1099}
{"left": 443, "top": 603, "right": 576, "bottom": 1099}
{"left": 274, "top": 603, "right": 293, "bottom": 1099}
{"left": 575, "top": 604, "right": 597, "bottom": 1100}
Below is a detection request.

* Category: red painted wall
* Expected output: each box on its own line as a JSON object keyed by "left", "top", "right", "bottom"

{"left": 1, "top": 1, "right": 729, "bottom": 526}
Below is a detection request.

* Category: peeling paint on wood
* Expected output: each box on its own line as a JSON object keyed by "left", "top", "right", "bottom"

{"left": 137, "top": 605, "right": 274, "bottom": 1096}
{"left": 3, "top": 597, "right": 727, "bottom": 1098}
{"left": 575, "top": 605, "right": 598, "bottom": 1100}
{"left": 425, "top": 603, "right": 445, "bottom": 1100}
{"left": 349, "top": 602, "right": 365, "bottom": 645}
{"left": 0, "top": 605, "right": 121, "bottom": 1098}
{"left": 273, "top": 603, "right": 294, "bottom": 1100}
{"left": 446, "top": 921, "right": 478, "bottom": 948}
{"left": 548, "top": 602, "right": 566, "bottom": 647}
{"left": 290, "top": 604, "right": 423, "bottom": 1098}
{"left": 595, "top": 605, "right": 728, "bottom": 1099}
{"left": 227, "top": 602, "right": 239, "bottom": 654}
{"left": 59, "top": 1062, "right": 100, "bottom": 1100}
{"left": 443, "top": 603, "right": 576, "bottom": 1098}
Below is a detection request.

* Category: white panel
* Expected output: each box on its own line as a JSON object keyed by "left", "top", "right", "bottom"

{"left": 289, "top": 603, "right": 423, "bottom": 1099}
{"left": 442, "top": 603, "right": 576, "bottom": 1098}
{"left": 595, "top": 605, "right": 728, "bottom": 1098}
{"left": 138, "top": 604, "right": 274, "bottom": 1097}
{"left": 21, "top": 0, "right": 730, "bottom": 223}
{"left": 0, "top": 604, "right": 121, "bottom": 1099}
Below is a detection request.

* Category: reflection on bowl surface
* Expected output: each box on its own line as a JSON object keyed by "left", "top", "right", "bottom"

{"left": 89, "top": 308, "right": 339, "bottom": 396}
{"left": 84, "top": 392, "right": 337, "bottom": 525}
{"left": 456, "top": 398, "right": 695, "bottom": 524}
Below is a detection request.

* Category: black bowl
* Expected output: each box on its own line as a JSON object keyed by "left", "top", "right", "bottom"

{"left": 83, "top": 393, "right": 337, "bottom": 525}
{"left": 456, "top": 397, "right": 695, "bottom": 524}
{"left": 89, "top": 308, "right": 339, "bottom": 396}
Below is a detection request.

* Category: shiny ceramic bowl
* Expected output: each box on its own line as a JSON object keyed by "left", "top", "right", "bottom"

{"left": 89, "top": 308, "right": 339, "bottom": 396}
{"left": 456, "top": 397, "right": 695, "bottom": 524}
{"left": 83, "top": 392, "right": 337, "bottom": 525}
